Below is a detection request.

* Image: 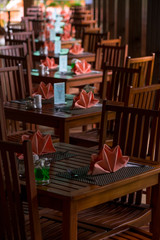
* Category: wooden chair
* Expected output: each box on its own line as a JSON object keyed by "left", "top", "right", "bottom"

{"left": 0, "top": 138, "right": 110, "bottom": 240}
{"left": 7, "top": 31, "right": 36, "bottom": 52}
{"left": 72, "top": 22, "right": 93, "bottom": 39}
{"left": 0, "top": 54, "right": 32, "bottom": 96}
{"left": 5, "top": 32, "right": 35, "bottom": 68}
{"left": 70, "top": 66, "right": 141, "bottom": 147}
{"left": 126, "top": 53, "right": 155, "bottom": 86}
{"left": 101, "top": 36, "right": 122, "bottom": 46}
{"left": 82, "top": 32, "right": 110, "bottom": 53}
{"left": 95, "top": 44, "right": 128, "bottom": 70}
{"left": 0, "top": 64, "right": 36, "bottom": 137}
{"left": 78, "top": 102, "right": 160, "bottom": 231}
{"left": 28, "top": 19, "right": 46, "bottom": 38}
{"left": 0, "top": 44, "right": 27, "bottom": 57}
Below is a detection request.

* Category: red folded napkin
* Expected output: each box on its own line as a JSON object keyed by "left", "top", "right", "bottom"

{"left": 46, "top": 23, "right": 54, "bottom": 30}
{"left": 63, "top": 23, "right": 71, "bottom": 33}
{"left": 44, "top": 41, "right": 55, "bottom": 52}
{"left": 41, "top": 57, "right": 58, "bottom": 69}
{"left": 88, "top": 145, "right": 129, "bottom": 175}
{"left": 69, "top": 43, "right": 84, "bottom": 55}
{"left": 22, "top": 130, "right": 56, "bottom": 156}
{"left": 61, "top": 32, "right": 72, "bottom": 41}
{"left": 72, "top": 60, "right": 91, "bottom": 75}
{"left": 32, "top": 81, "right": 54, "bottom": 99}
{"left": 72, "top": 89, "right": 99, "bottom": 109}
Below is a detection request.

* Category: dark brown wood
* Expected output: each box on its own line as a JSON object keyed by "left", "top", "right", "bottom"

{"left": 31, "top": 68, "right": 103, "bottom": 94}
{"left": 95, "top": 44, "right": 128, "bottom": 70}
{"left": 0, "top": 140, "right": 42, "bottom": 240}
{"left": 20, "top": 141, "right": 160, "bottom": 240}
{"left": 82, "top": 32, "right": 110, "bottom": 53}
{"left": 126, "top": 53, "right": 155, "bottom": 86}
{"left": 0, "top": 54, "right": 32, "bottom": 96}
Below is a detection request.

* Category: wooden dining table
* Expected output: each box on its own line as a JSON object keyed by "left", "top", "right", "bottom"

{"left": 4, "top": 96, "right": 102, "bottom": 143}
{"left": 31, "top": 68, "right": 103, "bottom": 94}
{"left": 35, "top": 38, "right": 82, "bottom": 50}
{"left": 33, "top": 51, "right": 96, "bottom": 65}
{"left": 21, "top": 142, "right": 160, "bottom": 240}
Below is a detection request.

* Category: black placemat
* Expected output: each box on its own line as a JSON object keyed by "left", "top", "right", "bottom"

{"left": 57, "top": 164, "right": 155, "bottom": 186}
{"left": 39, "top": 151, "right": 76, "bottom": 162}
{"left": 60, "top": 105, "right": 102, "bottom": 115}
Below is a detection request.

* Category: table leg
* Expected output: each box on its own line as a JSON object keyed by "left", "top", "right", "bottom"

{"left": 62, "top": 200, "right": 77, "bottom": 240}
{"left": 59, "top": 121, "right": 69, "bottom": 143}
{"left": 150, "top": 175, "right": 160, "bottom": 239}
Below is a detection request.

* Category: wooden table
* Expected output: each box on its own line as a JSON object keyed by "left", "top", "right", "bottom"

{"left": 35, "top": 38, "right": 82, "bottom": 50}
{"left": 22, "top": 142, "right": 160, "bottom": 240}
{"left": 31, "top": 68, "right": 103, "bottom": 94}
{"left": 4, "top": 98, "right": 102, "bottom": 143}
{"left": 33, "top": 51, "right": 95, "bottom": 64}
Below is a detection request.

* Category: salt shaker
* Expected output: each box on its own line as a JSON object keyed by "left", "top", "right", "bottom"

{"left": 44, "top": 46, "right": 48, "bottom": 56}
{"left": 34, "top": 94, "right": 42, "bottom": 109}
{"left": 39, "top": 64, "right": 45, "bottom": 75}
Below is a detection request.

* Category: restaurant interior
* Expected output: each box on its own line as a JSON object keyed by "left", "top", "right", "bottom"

{"left": 1, "top": 0, "right": 160, "bottom": 239}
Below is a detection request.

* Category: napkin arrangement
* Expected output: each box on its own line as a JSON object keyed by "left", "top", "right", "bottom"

{"left": 22, "top": 130, "right": 56, "bottom": 156}
{"left": 69, "top": 43, "right": 84, "bottom": 55}
{"left": 63, "top": 23, "right": 71, "bottom": 33}
{"left": 61, "top": 32, "right": 72, "bottom": 41}
{"left": 32, "top": 81, "right": 54, "bottom": 99}
{"left": 72, "top": 89, "right": 99, "bottom": 109}
{"left": 88, "top": 145, "right": 129, "bottom": 175}
{"left": 46, "top": 23, "right": 54, "bottom": 30}
{"left": 41, "top": 57, "right": 58, "bottom": 69}
{"left": 44, "top": 41, "right": 55, "bottom": 52}
{"left": 72, "top": 60, "right": 91, "bottom": 75}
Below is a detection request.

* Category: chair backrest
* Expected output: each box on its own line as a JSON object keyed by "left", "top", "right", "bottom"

{"left": 72, "top": 22, "right": 92, "bottom": 39}
{"left": 0, "top": 139, "right": 42, "bottom": 240}
{"left": 126, "top": 53, "right": 155, "bottom": 86}
{"left": 5, "top": 32, "right": 35, "bottom": 68}
{"left": 0, "top": 54, "right": 32, "bottom": 96}
{"left": 7, "top": 31, "right": 36, "bottom": 52}
{"left": 101, "top": 65, "right": 141, "bottom": 101}
{"left": 0, "top": 44, "right": 27, "bottom": 57}
{"left": 0, "top": 64, "right": 26, "bottom": 102}
{"left": 101, "top": 36, "right": 122, "bottom": 46}
{"left": 100, "top": 102, "right": 160, "bottom": 164}
{"left": 28, "top": 19, "right": 46, "bottom": 38}
{"left": 95, "top": 44, "right": 128, "bottom": 70}
{"left": 125, "top": 84, "right": 160, "bottom": 110}
{"left": 26, "top": 7, "right": 43, "bottom": 19}
{"left": 82, "top": 32, "right": 110, "bottom": 53}
{"left": 21, "top": 16, "right": 37, "bottom": 31}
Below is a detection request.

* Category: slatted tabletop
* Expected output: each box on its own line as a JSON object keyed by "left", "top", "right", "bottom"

{"left": 35, "top": 38, "right": 82, "bottom": 50}
{"left": 33, "top": 51, "right": 95, "bottom": 64}
{"left": 21, "top": 142, "right": 160, "bottom": 240}
{"left": 4, "top": 99, "right": 102, "bottom": 143}
{"left": 31, "top": 68, "right": 103, "bottom": 93}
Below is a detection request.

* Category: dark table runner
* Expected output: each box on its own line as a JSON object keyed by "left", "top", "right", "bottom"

{"left": 57, "top": 164, "right": 155, "bottom": 186}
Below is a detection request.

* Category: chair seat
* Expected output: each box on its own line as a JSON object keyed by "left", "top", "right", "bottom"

{"left": 25, "top": 209, "right": 106, "bottom": 240}
{"left": 78, "top": 201, "right": 151, "bottom": 230}
{"left": 70, "top": 128, "right": 113, "bottom": 147}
